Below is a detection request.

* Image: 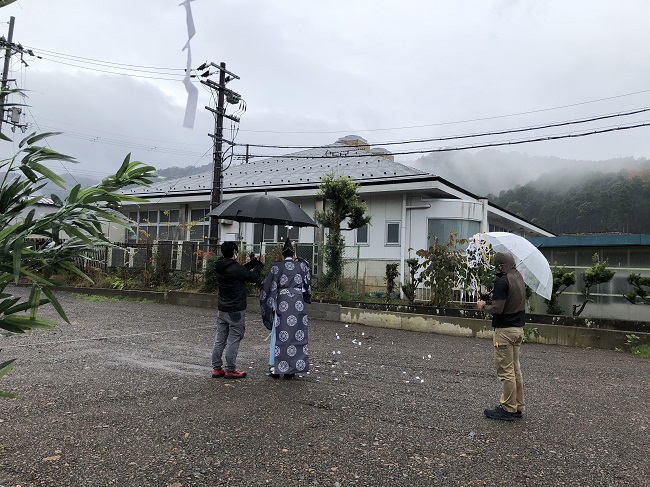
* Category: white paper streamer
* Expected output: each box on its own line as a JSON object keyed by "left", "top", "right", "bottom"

{"left": 180, "top": 0, "right": 198, "bottom": 128}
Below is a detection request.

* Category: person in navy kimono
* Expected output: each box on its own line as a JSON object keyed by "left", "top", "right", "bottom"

{"left": 260, "top": 238, "right": 311, "bottom": 380}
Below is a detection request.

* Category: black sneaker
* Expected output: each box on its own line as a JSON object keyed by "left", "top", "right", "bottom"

{"left": 484, "top": 404, "right": 517, "bottom": 421}
{"left": 283, "top": 373, "right": 295, "bottom": 380}
{"left": 512, "top": 410, "right": 523, "bottom": 418}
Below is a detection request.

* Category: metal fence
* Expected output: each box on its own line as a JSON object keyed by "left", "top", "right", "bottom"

{"left": 25, "top": 238, "right": 418, "bottom": 299}
{"left": 238, "top": 242, "right": 362, "bottom": 295}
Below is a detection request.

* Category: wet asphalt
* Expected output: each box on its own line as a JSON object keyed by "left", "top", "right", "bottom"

{"left": 0, "top": 288, "right": 648, "bottom": 487}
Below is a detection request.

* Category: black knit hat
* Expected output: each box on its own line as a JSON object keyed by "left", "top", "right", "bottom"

{"left": 282, "top": 237, "right": 295, "bottom": 257}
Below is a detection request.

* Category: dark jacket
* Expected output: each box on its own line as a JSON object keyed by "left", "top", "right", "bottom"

{"left": 215, "top": 256, "right": 263, "bottom": 312}
{"left": 483, "top": 252, "right": 526, "bottom": 327}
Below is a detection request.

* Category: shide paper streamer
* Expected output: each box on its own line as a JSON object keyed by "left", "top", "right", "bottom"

{"left": 180, "top": 0, "right": 198, "bottom": 128}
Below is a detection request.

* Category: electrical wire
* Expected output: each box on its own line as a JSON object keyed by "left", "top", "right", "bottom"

{"left": 237, "top": 122, "right": 650, "bottom": 160}
{"left": 148, "top": 145, "right": 214, "bottom": 206}
{"left": 36, "top": 52, "right": 187, "bottom": 77}
{"left": 12, "top": 45, "right": 650, "bottom": 143}
{"left": 28, "top": 121, "right": 210, "bottom": 157}
{"left": 27, "top": 115, "right": 209, "bottom": 147}
{"left": 235, "top": 88, "right": 650, "bottom": 135}
{"left": 22, "top": 105, "right": 80, "bottom": 185}
{"left": 235, "top": 107, "right": 650, "bottom": 151}
{"left": 37, "top": 57, "right": 195, "bottom": 82}
{"left": 24, "top": 45, "right": 186, "bottom": 72}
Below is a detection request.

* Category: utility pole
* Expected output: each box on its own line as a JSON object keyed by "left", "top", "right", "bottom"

{"left": 0, "top": 16, "right": 35, "bottom": 135}
{"left": 198, "top": 62, "right": 241, "bottom": 247}
{"left": 0, "top": 16, "right": 15, "bottom": 134}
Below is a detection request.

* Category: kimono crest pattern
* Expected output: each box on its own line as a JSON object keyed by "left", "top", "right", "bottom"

{"left": 260, "top": 258, "right": 311, "bottom": 374}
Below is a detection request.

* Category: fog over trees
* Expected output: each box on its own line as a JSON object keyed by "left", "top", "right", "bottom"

{"left": 408, "top": 150, "right": 650, "bottom": 235}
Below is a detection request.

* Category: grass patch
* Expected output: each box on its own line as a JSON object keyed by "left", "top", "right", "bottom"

{"left": 73, "top": 294, "right": 158, "bottom": 304}
{"left": 631, "top": 344, "right": 650, "bottom": 358}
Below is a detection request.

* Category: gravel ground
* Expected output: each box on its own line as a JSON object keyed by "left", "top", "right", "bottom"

{"left": 0, "top": 288, "right": 648, "bottom": 487}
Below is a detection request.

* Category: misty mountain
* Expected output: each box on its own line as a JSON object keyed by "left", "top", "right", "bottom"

{"left": 488, "top": 169, "right": 650, "bottom": 235}
{"left": 405, "top": 149, "right": 650, "bottom": 196}
{"left": 155, "top": 165, "right": 212, "bottom": 179}
{"left": 34, "top": 165, "right": 210, "bottom": 200}
{"left": 38, "top": 174, "right": 108, "bottom": 200}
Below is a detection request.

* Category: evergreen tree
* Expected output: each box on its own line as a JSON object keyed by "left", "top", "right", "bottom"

{"left": 314, "top": 172, "right": 371, "bottom": 291}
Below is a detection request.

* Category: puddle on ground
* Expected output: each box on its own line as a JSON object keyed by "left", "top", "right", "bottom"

{"left": 113, "top": 353, "right": 206, "bottom": 376}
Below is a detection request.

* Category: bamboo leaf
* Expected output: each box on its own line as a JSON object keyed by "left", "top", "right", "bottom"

{"left": 28, "top": 162, "right": 67, "bottom": 189}
{"left": 12, "top": 237, "right": 25, "bottom": 281}
{"left": 41, "top": 287, "right": 70, "bottom": 323}
{"left": 115, "top": 153, "right": 130, "bottom": 179}
{"left": 18, "top": 132, "right": 62, "bottom": 149}
{"left": 2, "top": 315, "right": 57, "bottom": 328}
{"left": 5, "top": 298, "right": 50, "bottom": 315}
{"left": 0, "top": 296, "right": 20, "bottom": 314}
{"left": 28, "top": 285, "right": 42, "bottom": 319}
{"left": 67, "top": 184, "right": 81, "bottom": 204}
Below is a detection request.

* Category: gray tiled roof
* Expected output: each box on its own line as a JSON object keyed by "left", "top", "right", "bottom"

{"left": 125, "top": 138, "right": 429, "bottom": 196}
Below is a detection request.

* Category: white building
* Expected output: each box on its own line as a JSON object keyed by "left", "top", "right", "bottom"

{"left": 119, "top": 135, "right": 554, "bottom": 290}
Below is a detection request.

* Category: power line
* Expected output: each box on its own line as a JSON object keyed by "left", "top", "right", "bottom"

{"left": 35, "top": 51, "right": 187, "bottom": 77}
{"left": 42, "top": 130, "right": 209, "bottom": 157}
{"left": 148, "top": 146, "right": 215, "bottom": 206}
{"left": 16, "top": 44, "right": 650, "bottom": 137}
{"left": 235, "top": 88, "right": 650, "bottom": 135}
{"left": 24, "top": 45, "right": 185, "bottom": 72}
{"left": 24, "top": 106, "right": 80, "bottom": 185}
{"left": 238, "top": 122, "right": 650, "bottom": 160}
{"left": 6, "top": 45, "right": 649, "bottom": 167}
{"left": 37, "top": 56, "right": 195, "bottom": 82}
{"left": 235, "top": 107, "right": 650, "bottom": 150}
{"left": 29, "top": 115, "right": 209, "bottom": 147}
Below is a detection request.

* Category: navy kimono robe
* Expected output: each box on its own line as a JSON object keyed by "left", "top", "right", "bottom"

{"left": 260, "top": 257, "right": 311, "bottom": 374}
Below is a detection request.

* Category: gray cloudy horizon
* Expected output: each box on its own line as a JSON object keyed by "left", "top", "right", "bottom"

{"left": 1, "top": 0, "right": 649, "bottom": 184}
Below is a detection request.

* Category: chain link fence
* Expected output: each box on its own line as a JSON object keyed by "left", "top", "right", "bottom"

{"left": 27, "top": 238, "right": 396, "bottom": 298}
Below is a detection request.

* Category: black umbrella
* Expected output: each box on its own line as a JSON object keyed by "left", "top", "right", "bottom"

{"left": 207, "top": 194, "right": 317, "bottom": 227}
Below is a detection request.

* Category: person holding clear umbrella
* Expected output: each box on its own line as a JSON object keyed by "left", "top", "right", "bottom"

{"left": 477, "top": 251, "right": 526, "bottom": 421}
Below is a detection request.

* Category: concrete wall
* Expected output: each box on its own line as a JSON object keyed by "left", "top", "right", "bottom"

{"left": 340, "top": 306, "right": 650, "bottom": 351}
{"left": 55, "top": 287, "right": 649, "bottom": 351}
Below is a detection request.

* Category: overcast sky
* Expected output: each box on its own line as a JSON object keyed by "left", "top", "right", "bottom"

{"left": 1, "top": 0, "right": 649, "bottom": 183}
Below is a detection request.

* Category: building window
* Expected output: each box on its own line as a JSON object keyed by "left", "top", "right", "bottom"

{"left": 356, "top": 224, "right": 368, "bottom": 245}
{"left": 254, "top": 224, "right": 300, "bottom": 244}
{"left": 386, "top": 221, "right": 400, "bottom": 246}
{"left": 189, "top": 223, "right": 209, "bottom": 241}
{"left": 125, "top": 209, "right": 183, "bottom": 243}
{"left": 278, "top": 225, "right": 300, "bottom": 242}
{"left": 188, "top": 208, "right": 210, "bottom": 242}
{"left": 427, "top": 219, "right": 480, "bottom": 247}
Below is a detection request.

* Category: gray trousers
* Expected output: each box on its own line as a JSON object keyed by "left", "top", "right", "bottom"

{"left": 211, "top": 310, "right": 246, "bottom": 371}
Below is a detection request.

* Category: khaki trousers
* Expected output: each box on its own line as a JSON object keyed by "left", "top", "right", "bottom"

{"left": 493, "top": 326, "right": 525, "bottom": 413}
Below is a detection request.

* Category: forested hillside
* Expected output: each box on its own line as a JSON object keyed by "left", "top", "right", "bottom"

{"left": 155, "top": 164, "right": 211, "bottom": 179}
{"left": 489, "top": 169, "right": 650, "bottom": 234}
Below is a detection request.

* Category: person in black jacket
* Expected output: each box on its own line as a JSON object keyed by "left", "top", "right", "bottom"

{"left": 211, "top": 241, "right": 263, "bottom": 379}
{"left": 477, "top": 251, "right": 526, "bottom": 421}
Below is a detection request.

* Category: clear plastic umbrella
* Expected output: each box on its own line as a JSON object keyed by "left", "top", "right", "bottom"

{"left": 482, "top": 232, "right": 553, "bottom": 300}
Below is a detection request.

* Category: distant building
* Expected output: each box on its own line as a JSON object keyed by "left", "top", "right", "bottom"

{"left": 119, "top": 135, "right": 554, "bottom": 289}
{"left": 528, "top": 234, "right": 650, "bottom": 321}
{"left": 26, "top": 196, "right": 59, "bottom": 219}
